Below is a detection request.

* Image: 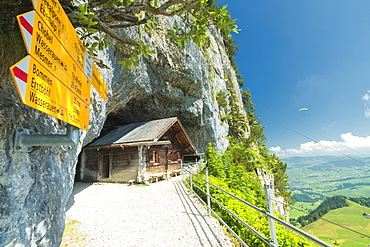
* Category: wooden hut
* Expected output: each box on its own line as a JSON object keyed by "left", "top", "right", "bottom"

{"left": 79, "top": 117, "right": 198, "bottom": 183}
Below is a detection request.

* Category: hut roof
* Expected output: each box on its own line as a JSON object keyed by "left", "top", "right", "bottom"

{"left": 87, "top": 117, "right": 197, "bottom": 154}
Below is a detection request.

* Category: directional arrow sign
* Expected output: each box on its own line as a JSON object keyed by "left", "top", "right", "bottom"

{"left": 32, "top": 0, "right": 108, "bottom": 101}
{"left": 32, "top": 0, "right": 88, "bottom": 74}
{"left": 92, "top": 65, "right": 108, "bottom": 101}
{"left": 10, "top": 55, "right": 89, "bottom": 130}
{"left": 17, "top": 11, "right": 91, "bottom": 103}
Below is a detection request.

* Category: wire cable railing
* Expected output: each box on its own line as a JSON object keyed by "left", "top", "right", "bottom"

{"left": 271, "top": 198, "right": 370, "bottom": 240}
{"left": 181, "top": 163, "right": 333, "bottom": 247}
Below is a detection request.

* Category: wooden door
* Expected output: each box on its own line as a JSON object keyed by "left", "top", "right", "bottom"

{"left": 98, "top": 152, "right": 112, "bottom": 179}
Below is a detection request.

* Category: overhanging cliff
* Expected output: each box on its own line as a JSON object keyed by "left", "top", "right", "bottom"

{"left": 0, "top": 2, "right": 247, "bottom": 246}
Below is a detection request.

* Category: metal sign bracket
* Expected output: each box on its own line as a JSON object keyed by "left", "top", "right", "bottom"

{"left": 14, "top": 125, "right": 80, "bottom": 152}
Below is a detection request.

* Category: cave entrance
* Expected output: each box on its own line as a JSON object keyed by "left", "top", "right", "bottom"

{"left": 76, "top": 117, "right": 199, "bottom": 183}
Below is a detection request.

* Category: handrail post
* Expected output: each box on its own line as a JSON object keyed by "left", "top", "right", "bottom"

{"left": 264, "top": 184, "right": 278, "bottom": 247}
{"left": 190, "top": 166, "right": 193, "bottom": 193}
{"left": 206, "top": 168, "right": 211, "bottom": 216}
{"left": 180, "top": 159, "right": 183, "bottom": 180}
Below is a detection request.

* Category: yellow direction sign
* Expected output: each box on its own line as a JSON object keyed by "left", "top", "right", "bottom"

{"left": 10, "top": 55, "right": 89, "bottom": 130}
{"left": 92, "top": 65, "right": 108, "bottom": 101}
{"left": 17, "top": 10, "right": 90, "bottom": 103}
{"left": 32, "top": 0, "right": 88, "bottom": 74}
{"left": 32, "top": 0, "right": 109, "bottom": 101}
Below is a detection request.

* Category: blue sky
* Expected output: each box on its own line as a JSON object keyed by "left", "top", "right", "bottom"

{"left": 217, "top": 0, "right": 370, "bottom": 158}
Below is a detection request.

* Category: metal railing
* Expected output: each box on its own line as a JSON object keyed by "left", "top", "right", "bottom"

{"left": 181, "top": 164, "right": 332, "bottom": 247}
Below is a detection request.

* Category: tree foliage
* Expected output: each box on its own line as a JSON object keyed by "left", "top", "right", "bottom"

{"left": 193, "top": 143, "right": 310, "bottom": 246}
{"left": 291, "top": 194, "right": 316, "bottom": 203}
{"left": 348, "top": 197, "right": 370, "bottom": 208}
{"left": 296, "top": 196, "right": 349, "bottom": 227}
{"left": 60, "top": 0, "right": 239, "bottom": 69}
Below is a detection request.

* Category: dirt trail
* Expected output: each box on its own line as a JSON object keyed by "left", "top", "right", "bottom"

{"left": 62, "top": 177, "right": 232, "bottom": 247}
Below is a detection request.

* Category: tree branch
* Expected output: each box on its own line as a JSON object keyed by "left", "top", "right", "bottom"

{"left": 90, "top": 55, "right": 112, "bottom": 70}
{"left": 190, "top": 6, "right": 215, "bottom": 20}
{"left": 123, "top": 0, "right": 203, "bottom": 17}
{"left": 88, "top": 0, "right": 111, "bottom": 9}
{"left": 109, "top": 16, "right": 151, "bottom": 29}
{"left": 157, "top": 0, "right": 203, "bottom": 16}
{"left": 94, "top": 7, "right": 138, "bottom": 23}
{"left": 95, "top": 20, "right": 139, "bottom": 46}
{"left": 65, "top": 0, "right": 217, "bottom": 61}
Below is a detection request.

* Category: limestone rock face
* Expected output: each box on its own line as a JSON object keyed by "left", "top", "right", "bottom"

{"left": 256, "top": 168, "right": 289, "bottom": 217}
{"left": 0, "top": 12, "right": 244, "bottom": 246}
{"left": 103, "top": 21, "right": 240, "bottom": 153}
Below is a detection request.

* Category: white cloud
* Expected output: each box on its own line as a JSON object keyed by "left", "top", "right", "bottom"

{"left": 270, "top": 146, "right": 282, "bottom": 153}
{"left": 362, "top": 90, "right": 370, "bottom": 118}
{"left": 270, "top": 133, "right": 370, "bottom": 158}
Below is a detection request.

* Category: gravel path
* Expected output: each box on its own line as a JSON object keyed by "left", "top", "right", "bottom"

{"left": 65, "top": 176, "right": 233, "bottom": 247}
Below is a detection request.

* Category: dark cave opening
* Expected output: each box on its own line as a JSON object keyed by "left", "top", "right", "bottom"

{"left": 75, "top": 94, "right": 205, "bottom": 182}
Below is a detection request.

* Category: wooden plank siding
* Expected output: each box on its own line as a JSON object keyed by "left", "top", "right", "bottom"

{"left": 111, "top": 146, "right": 139, "bottom": 182}
{"left": 82, "top": 147, "right": 140, "bottom": 182}
{"left": 79, "top": 117, "right": 198, "bottom": 183}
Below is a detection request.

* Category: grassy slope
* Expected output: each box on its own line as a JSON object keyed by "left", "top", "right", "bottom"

{"left": 302, "top": 201, "right": 370, "bottom": 247}
{"left": 289, "top": 201, "right": 322, "bottom": 219}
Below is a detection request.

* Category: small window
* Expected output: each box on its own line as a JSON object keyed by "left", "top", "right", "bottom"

{"left": 170, "top": 152, "right": 179, "bottom": 161}
{"left": 150, "top": 151, "right": 159, "bottom": 163}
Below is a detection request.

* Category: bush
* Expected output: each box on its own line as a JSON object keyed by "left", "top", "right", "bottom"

{"left": 190, "top": 142, "right": 311, "bottom": 246}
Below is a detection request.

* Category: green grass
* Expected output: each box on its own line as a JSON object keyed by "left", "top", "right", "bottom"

{"left": 60, "top": 217, "right": 88, "bottom": 246}
{"left": 302, "top": 201, "right": 370, "bottom": 247}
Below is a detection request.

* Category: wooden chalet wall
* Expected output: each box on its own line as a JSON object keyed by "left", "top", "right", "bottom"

{"left": 146, "top": 125, "right": 183, "bottom": 176}
{"left": 79, "top": 118, "right": 197, "bottom": 183}
{"left": 81, "top": 146, "right": 141, "bottom": 182}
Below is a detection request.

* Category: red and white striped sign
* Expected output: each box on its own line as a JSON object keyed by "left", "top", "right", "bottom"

{"left": 9, "top": 55, "right": 90, "bottom": 130}
{"left": 10, "top": 56, "right": 30, "bottom": 102}
{"left": 9, "top": 0, "right": 108, "bottom": 130}
{"left": 18, "top": 11, "right": 35, "bottom": 54}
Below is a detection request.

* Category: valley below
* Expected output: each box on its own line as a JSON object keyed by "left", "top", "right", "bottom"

{"left": 285, "top": 156, "right": 370, "bottom": 201}
{"left": 284, "top": 156, "right": 370, "bottom": 246}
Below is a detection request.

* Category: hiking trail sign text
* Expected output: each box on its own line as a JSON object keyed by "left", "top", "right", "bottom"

{"left": 10, "top": 55, "right": 90, "bottom": 130}
{"left": 10, "top": 0, "right": 108, "bottom": 131}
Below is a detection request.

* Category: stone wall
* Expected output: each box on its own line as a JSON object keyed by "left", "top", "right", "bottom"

{"left": 0, "top": 7, "right": 244, "bottom": 246}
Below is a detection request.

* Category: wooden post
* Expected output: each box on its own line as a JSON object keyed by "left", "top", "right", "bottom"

{"left": 80, "top": 149, "right": 86, "bottom": 181}
{"left": 137, "top": 146, "right": 145, "bottom": 183}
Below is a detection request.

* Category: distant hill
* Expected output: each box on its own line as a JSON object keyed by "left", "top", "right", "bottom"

{"left": 284, "top": 156, "right": 370, "bottom": 200}
{"left": 293, "top": 196, "right": 349, "bottom": 227}
{"left": 302, "top": 200, "right": 370, "bottom": 247}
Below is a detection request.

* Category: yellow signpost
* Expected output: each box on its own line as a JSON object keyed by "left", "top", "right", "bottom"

{"left": 17, "top": 10, "right": 91, "bottom": 103}
{"left": 10, "top": 0, "right": 109, "bottom": 131}
{"left": 31, "top": 0, "right": 108, "bottom": 100}
{"left": 10, "top": 56, "right": 89, "bottom": 130}
{"left": 32, "top": 0, "right": 92, "bottom": 80}
{"left": 92, "top": 64, "right": 108, "bottom": 101}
